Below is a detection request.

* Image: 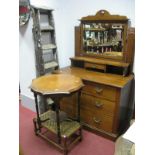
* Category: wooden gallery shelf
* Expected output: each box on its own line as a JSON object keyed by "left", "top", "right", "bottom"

{"left": 70, "top": 57, "right": 130, "bottom": 76}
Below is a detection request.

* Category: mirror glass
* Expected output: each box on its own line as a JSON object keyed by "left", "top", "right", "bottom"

{"left": 19, "top": 0, "right": 30, "bottom": 26}
{"left": 83, "top": 23, "right": 124, "bottom": 58}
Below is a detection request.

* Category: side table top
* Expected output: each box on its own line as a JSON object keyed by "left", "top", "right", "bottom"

{"left": 30, "top": 74, "right": 84, "bottom": 95}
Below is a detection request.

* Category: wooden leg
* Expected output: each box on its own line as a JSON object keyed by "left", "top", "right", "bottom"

{"left": 63, "top": 137, "right": 68, "bottom": 155}
{"left": 79, "top": 127, "right": 83, "bottom": 142}
{"left": 33, "top": 118, "right": 38, "bottom": 136}
{"left": 34, "top": 93, "right": 41, "bottom": 132}
{"left": 77, "top": 91, "right": 81, "bottom": 122}
{"left": 53, "top": 97, "right": 61, "bottom": 144}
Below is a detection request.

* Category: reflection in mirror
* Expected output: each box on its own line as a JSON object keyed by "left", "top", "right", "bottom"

{"left": 19, "top": 0, "right": 30, "bottom": 26}
{"left": 83, "top": 23, "right": 124, "bottom": 57}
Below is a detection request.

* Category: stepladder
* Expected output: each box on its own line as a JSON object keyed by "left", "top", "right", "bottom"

{"left": 31, "top": 5, "right": 59, "bottom": 77}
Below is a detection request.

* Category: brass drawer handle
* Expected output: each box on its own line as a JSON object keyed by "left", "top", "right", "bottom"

{"left": 95, "top": 87, "right": 103, "bottom": 93}
{"left": 95, "top": 101, "right": 104, "bottom": 108}
{"left": 93, "top": 117, "right": 101, "bottom": 124}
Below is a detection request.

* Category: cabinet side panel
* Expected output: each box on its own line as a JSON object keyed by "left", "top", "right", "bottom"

{"left": 118, "top": 78, "right": 134, "bottom": 134}
{"left": 75, "top": 26, "right": 81, "bottom": 56}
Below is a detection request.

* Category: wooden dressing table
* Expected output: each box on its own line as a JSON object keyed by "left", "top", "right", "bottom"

{"left": 30, "top": 74, "right": 84, "bottom": 155}
{"left": 58, "top": 10, "right": 135, "bottom": 141}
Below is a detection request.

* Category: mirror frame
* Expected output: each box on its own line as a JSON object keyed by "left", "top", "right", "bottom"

{"left": 79, "top": 10, "right": 129, "bottom": 61}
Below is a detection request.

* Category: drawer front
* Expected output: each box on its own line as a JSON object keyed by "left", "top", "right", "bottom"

{"left": 84, "top": 62, "right": 106, "bottom": 71}
{"left": 82, "top": 81, "right": 117, "bottom": 101}
{"left": 81, "top": 108, "right": 114, "bottom": 133}
{"left": 81, "top": 93, "right": 115, "bottom": 114}
{"left": 81, "top": 94, "right": 115, "bottom": 132}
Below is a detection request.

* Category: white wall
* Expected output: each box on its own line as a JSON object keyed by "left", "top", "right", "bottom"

{"left": 19, "top": 0, "right": 135, "bottom": 109}
{"left": 19, "top": 19, "right": 36, "bottom": 99}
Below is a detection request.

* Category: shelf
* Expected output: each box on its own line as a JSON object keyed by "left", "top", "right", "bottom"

{"left": 85, "top": 43, "right": 114, "bottom": 47}
{"left": 70, "top": 56, "right": 128, "bottom": 67}
{"left": 40, "top": 26, "right": 54, "bottom": 31}
{"left": 84, "top": 27, "right": 123, "bottom": 31}
{"left": 31, "top": 5, "right": 53, "bottom": 11}
{"left": 84, "top": 28, "right": 106, "bottom": 31}
{"left": 85, "top": 51, "right": 123, "bottom": 57}
{"left": 39, "top": 110, "right": 81, "bottom": 137}
{"left": 41, "top": 44, "right": 57, "bottom": 50}
{"left": 42, "top": 49, "right": 53, "bottom": 54}
{"left": 44, "top": 61, "right": 58, "bottom": 69}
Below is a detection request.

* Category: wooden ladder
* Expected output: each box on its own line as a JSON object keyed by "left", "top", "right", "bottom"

{"left": 31, "top": 5, "right": 59, "bottom": 77}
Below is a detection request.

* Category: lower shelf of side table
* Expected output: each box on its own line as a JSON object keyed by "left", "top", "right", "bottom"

{"left": 33, "top": 110, "right": 82, "bottom": 155}
{"left": 39, "top": 110, "right": 81, "bottom": 137}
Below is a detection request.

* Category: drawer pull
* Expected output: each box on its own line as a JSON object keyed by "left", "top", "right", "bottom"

{"left": 93, "top": 117, "right": 101, "bottom": 124}
{"left": 95, "top": 101, "right": 104, "bottom": 108}
{"left": 95, "top": 87, "right": 103, "bottom": 93}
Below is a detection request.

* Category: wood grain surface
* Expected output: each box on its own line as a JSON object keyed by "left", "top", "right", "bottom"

{"left": 30, "top": 74, "right": 84, "bottom": 95}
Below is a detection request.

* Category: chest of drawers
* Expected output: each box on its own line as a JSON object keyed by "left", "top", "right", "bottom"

{"left": 59, "top": 67, "right": 134, "bottom": 140}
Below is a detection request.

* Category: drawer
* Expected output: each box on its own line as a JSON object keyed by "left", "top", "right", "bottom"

{"left": 81, "top": 93, "right": 115, "bottom": 115}
{"left": 80, "top": 94, "right": 115, "bottom": 132}
{"left": 82, "top": 81, "right": 117, "bottom": 101}
{"left": 81, "top": 108, "right": 114, "bottom": 132}
{"left": 84, "top": 62, "right": 106, "bottom": 71}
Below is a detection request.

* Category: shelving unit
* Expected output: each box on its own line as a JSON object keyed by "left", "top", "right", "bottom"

{"left": 31, "top": 5, "right": 59, "bottom": 77}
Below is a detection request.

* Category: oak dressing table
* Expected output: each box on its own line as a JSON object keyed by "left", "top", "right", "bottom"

{"left": 59, "top": 10, "right": 135, "bottom": 140}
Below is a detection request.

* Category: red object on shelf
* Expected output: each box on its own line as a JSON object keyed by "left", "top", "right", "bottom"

{"left": 19, "top": 6, "right": 29, "bottom": 14}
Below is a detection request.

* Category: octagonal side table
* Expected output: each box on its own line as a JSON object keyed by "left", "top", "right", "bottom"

{"left": 30, "top": 74, "right": 84, "bottom": 155}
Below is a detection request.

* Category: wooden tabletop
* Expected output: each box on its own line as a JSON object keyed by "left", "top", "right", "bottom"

{"left": 56, "top": 67, "right": 134, "bottom": 88}
{"left": 30, "top": 74, "right": 84, "bottom": 95}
